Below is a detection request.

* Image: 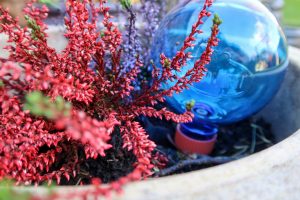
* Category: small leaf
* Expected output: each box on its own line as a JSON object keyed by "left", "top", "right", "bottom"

{"left": 24, "top": 15, "right": 44, "bottom": 40}
{"left": 25, "top": 91, "right": 43, "bottom": 104}
{"left": 213, "top": 14, "right": 222, "bottom": 26}
{"left": 185, "top": 99, "right": 196, "bottom": 111}
{"left": 24, "top": 91, "right": 72, "bottom": 119}
{"left": 120, "top": 0, "right": 132, "bottom": 9}
{"left": 38, "top": 0, "right": 58, "bottom": 5}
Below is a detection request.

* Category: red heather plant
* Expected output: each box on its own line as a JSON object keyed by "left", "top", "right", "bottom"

{"left": 0, "top": 0, "right": 220, "bottom": 198}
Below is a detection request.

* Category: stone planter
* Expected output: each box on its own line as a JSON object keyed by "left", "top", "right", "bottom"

{"left": 1, "top": 25, "right": 300, "bottom": 198}
{"left": 116, "top": 46, "right": 300, "bottom": 200}
{"left": 285, "top": 27, "right": 300, "bottom": 48}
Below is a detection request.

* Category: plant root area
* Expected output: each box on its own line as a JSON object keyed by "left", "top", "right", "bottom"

{"left": 56, "top": 117, "right": 274, "bottom": 185}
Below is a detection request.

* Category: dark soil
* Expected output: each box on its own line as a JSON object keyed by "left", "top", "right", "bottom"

{"left": 151, "top": 117, "right": 274, "bottom": 177}
{"left": 47, "top": 131, "right": 136, "bottom": 186}
{"left": 58, "top": 115, "right": 274, "bottom": 184}
{"left": 78, "top": 132, "right": 136, "bottom": 184}
{"left": 213, "top": 118, "right": 274, "bottom": 157}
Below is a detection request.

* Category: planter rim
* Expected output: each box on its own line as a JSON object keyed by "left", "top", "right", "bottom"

{"left": 6, "top": 46, "right": 300, "bottom": 200}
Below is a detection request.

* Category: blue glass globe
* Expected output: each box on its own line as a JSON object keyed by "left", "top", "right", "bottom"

{"left": 151, "top": 0, "right": 289, "bottom": 124}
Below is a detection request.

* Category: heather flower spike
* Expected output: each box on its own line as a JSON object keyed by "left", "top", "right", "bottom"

{"left": 140, "top": 0, "right": 165, "bottom": 67}
{"left": 0, "top": 0, "right": 220, "bottom": 198}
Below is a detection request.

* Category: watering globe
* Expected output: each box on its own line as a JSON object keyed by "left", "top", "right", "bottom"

{"left": 150, "top": 0, "right": 288, "bottom": 153}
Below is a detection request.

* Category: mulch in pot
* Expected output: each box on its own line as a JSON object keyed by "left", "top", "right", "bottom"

{"left": 151, "top": 117, "right": 274, "bottom": 177}
{"left": 40, "top": 114, "right": 275, "bottom": 185}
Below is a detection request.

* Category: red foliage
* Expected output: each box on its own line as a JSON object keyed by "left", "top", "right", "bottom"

{"left": 0, "top": 0, "right": 220, "bottom": 198}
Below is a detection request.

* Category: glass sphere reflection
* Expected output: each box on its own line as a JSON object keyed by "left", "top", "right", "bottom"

{"left": 151, "top": 0, "right": 289, "bottom": 124}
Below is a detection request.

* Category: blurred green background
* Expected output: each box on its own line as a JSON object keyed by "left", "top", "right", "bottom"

{"left": 283, "top": 0, "right": 300, "bottom": 27}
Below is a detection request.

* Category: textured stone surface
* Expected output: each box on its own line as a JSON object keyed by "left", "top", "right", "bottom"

{"left": 285, "top": 28, "right": 300, "bottom": 48}
{"left": 257, "top": 46, "right": 300, "bottom": 141}
{"left": 115, "top": 130, "right": 300, "bottom": 200}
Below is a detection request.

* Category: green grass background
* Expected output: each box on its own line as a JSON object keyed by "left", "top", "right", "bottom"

{"left": 283, "top": 0, "right": 300, "bottom": 26}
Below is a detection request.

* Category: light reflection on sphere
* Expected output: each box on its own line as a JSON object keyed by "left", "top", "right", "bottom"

{"left": 151, "top": 0, "right": 289, "bottom": 124}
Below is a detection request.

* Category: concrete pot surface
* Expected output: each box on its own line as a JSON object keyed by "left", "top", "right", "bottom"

{"left": 1, "top": 26, "right": 300, "bottom": 199}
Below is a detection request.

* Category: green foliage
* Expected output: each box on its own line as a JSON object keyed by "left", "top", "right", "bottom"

{"left": 120, "top": 0, "right": 132, "bottom": 9}
{"left": 24, "top": 91, "right": 72, "bottom": 119}
{"left": 0, "top": 180, "right": 31, "bottom": 200}
{"left": 283, "top": 0, "right": 300, "bottom": 27}
{"left": 163, "top": 58, "right": 171, "bottom": 68}
{"left": 0, "top": 180, "right": 57, "bottom": 200}
{"left": 185, "top": 99, "right": 196, "bottom": 111}
{"left": 213, "top": 14, "right": 222, "bottom": 26}
{"left": 38, "top": 0, "right": 58, "bottom": 5}
{"left": 24, "top": 15, "right": 44, "bottom": 40}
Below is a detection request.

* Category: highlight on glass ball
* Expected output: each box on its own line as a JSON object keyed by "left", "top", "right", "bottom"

{"left": 151, "top": 0, "right": 289, "bottom": 124}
